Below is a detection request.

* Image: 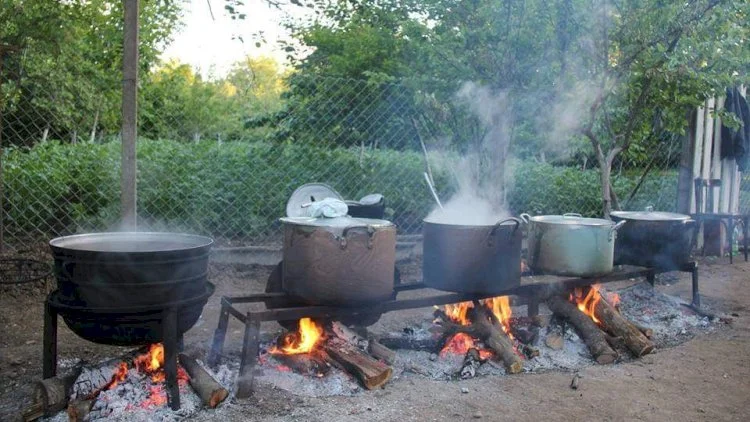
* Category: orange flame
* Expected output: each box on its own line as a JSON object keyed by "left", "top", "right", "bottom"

{"left": 102, "top": 343, "right": 190, "bottom": 409}
{"left": 570, "top": 285, "right": 603, "bottom": 324}
{"left": 271, "top": 318, "right": 324, "bottom": 355}
{"left": 443, "top": 301, "right": 473, "bottom": 326}
{"left": 483, "top": 296, "right": 514, "bottom": 338}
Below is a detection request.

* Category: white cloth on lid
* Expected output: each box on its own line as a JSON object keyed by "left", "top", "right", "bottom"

{"left": 306, "top": 197, "right": 349, "bottom": 218}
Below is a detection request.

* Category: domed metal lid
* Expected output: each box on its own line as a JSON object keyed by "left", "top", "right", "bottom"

{"left": 522, "top": 213, "right": 615, "bottom": 226}
{"left": 610, "top": 210, "right": 691, "bottom": 221}
{"left": 280, "top": 216, "right": 394, "bottom": 236}
{"left": 286, "top": 183, "right": 343, "bottom": 217}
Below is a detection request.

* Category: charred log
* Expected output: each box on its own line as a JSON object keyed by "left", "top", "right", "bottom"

{"left": 376, "top": 336, "right": 441, "bottom": 352}
{"left": 22, "top": 366, "right": 82, "bottom": 421}
{"left": 546, "top": 295, "right": 618, "bottom": 364}
{"left": 368, "top": 339, "right": 396, "bottom": 365}
{"left": 469, "top": 304, "right": 523, "bottom": 374}
{"left": 593, "top": 298, "right": 655, "bottom": 357}
{"left": 66, "top": 398, "right": 94, "bottom": 422}
{"left": 178, "top": 353, "right": 229, "bottom": 408}
{"left": 272, "top": 352, "right": 330, "bottom": 378}
{"left": 324, "top": 338, "right": 393, "bottom": 390}
{"left": 457, "top": 348, "right": 484, "bottom": 379}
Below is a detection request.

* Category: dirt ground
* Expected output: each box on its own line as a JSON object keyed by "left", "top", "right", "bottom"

{"left": 1, "top": 255, "right": 749, "bottom": 421}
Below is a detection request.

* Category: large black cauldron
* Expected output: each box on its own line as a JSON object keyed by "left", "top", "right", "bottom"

{"left": 48, "top": 232, "right": 213, "bottom": 346}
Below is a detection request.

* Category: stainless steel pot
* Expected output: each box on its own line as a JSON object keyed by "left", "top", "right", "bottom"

{"left": 520, "top": 213, "right": 626, "bottom": 277}
{"left": 610, "top": 208, "right": 695, "bottom": 270}
{"left": 280, "top": 216, "right": 396, "bottom": 306}
{"left": 422, "top": 217, "right": 523, "bottom": 295}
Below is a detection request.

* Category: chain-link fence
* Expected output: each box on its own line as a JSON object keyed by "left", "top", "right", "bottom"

{"left": 0, "top": 68, "right": 697, "bottom": 252}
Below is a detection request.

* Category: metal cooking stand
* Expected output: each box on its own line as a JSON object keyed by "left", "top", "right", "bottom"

{"left": 207, "top": 262, "right": 700, "bottom": 397}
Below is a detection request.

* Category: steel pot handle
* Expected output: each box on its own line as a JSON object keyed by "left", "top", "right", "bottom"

{"left": 609, "top": 220, "right": 627, "bottom": 240}
{"left": 519, "top": 213, "right": 531, "bottom": 224}
{"left": 486, "top": 217, "right": 523, "bottom": 246}
{"left": 563, "top": 213, "right": 583, "bottom": 218}
{"left": 339, "top": 225, "right": 376, "bottom": 249}
{"left": 645, "top": 205, "right": 654, "bottom": 212}
{"left": 58, "top": 260, "right": 75, "bottom": 279}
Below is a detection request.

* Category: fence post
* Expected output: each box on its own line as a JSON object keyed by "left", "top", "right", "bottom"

{"left": 121, "top": 0, "right": 139, "bottom": 230}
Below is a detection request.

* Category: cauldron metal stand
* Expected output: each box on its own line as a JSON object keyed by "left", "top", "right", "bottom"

{"left": 208, "top": 262, "right": 701, "bottom": 397}
{"left": 43, "top": 297, "right": 185, "bottom": 410}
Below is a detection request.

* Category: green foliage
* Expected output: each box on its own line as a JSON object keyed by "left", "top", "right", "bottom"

{"left": 4, "top": 140, "right": 680, "bottom": 241}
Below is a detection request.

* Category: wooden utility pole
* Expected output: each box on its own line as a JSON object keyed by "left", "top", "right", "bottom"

{"left": 121, "top": 0, "right": 139, "bottom": 230}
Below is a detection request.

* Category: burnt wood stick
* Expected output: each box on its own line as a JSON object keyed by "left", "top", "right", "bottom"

{"left": 272, "top": 352, "right": 331, "bottom": 378}
{"left": 377, "top": 336, "right": 440, "bottom": 352}
{"left": 323, "top": 338, "right": 393, "bottom": 390}
{"left": 330, "top": 321, "right": 369, "bottom": 350}
{"left": 593, "top": 298, "right": 655, "bottom": 357}
{"left": 470, "top": 304, "right": 523, "bottom": 374}
{"left": 22, "top": 365, "right": 83, "bottom": 419}
{"left": 66, "top": 398, "right": 94, "bottom": 422}
{"left": 546, "top": 295, "right": 618, "bottom": 365}
{"left": 457, "top": 348, "right": 483, "bottom": 379}
{"left": 368, "top": 339, "right": 396, "bottom": 365}
{"left": 178, "top": 353, "right": 229, "bottom": 408}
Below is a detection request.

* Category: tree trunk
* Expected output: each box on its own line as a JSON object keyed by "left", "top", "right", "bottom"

{"left": 89, "top": 107, "right": 99, "bottom": 143}
{"left": 120, "top": 0, "right": 139, "bottom": 231}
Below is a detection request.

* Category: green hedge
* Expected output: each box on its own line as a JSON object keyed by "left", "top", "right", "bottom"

{"left": 2, "top": 140, "right": 679, "bottom": 242}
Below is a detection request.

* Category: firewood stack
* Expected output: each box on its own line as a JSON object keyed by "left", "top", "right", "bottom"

{"left": 546, "top": 286, "right": 655, "bottom": 363}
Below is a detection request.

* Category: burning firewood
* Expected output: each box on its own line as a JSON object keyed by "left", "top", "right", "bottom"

{"left": 178, "top": 353, "right": 229, "bottom": 408}
{"left": 272, "top": 352, "right": 331, "bottom": 378}
{"left": 432, "top": 301, "right": 523, "bottom": 374}
{"left": 546, "top": 295, "right": 618, "bottom": 364}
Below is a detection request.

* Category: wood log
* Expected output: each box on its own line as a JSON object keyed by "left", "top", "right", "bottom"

{"left": 632, "top": 323, "right": 654, "bottom": 339}
{"left": 323, "top": 338, "right": 393, "bottom": 390}
{"left": 66, "top": 398, "right": 94, "bottom": 422}
{"left": 272, "top": 352, "right": 330, "bottom": 378}
{"left": 546, "top": 295, "right": 618, "bottom": 364}
{"left": 593, "top": 298, "right": 654, "bottom": 357}
{"left": 469, "top": 304, "right": 523, "bottom": 374}
{"left": 329, "top": 321, "right": 368, "bottom": 350}
{"left": 178, "top": 353, "right": 229, "bottom": 408}
{"left": 21, "top": 366, "right": 82, "bottom": 420}
{"left": 368, "top": 339, "right": 396, "bottom": 365}
{"left": 457, "top": 348, "right": 483, "bottom": 379}
{"left": 377, "top": 336, "right": 440, "bottom": 352}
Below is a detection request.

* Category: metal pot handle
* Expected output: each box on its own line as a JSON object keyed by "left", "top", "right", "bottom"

{"left": 519, "top": 213, "right": 531, "bottom": 224}
{"left": 339, "top": 225, "right": 376, "bottom": 249}
{"left": 58, "top": 260, "right": 75, "bottom": 280}
{"left": 645, "top": 205, "right": 654, "bottom": 212}
{"left": 609, "top": 220, "right": 627, "bottom": 240}
{"left": 563, "top": 213, "right": 583, "bottom": 218}
{"left": 487, "top": 217, "right": 522, "bottom": 246}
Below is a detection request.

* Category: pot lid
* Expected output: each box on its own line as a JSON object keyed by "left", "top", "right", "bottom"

{"left": 528, "top": 215, "right": 615, "bottom": 226}
{"left": 280, "top": 216, "right": 394, "bottom": 230}
{"left": 610, "top": 210, "right": 691, "bottom": 221}
{"left": 286, "top": 183, "right": 344, "bottom": 217}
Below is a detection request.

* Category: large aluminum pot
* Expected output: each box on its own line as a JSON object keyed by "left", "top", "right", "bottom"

{"left": 280, "top": 216, "right": 396, "bottom": 306}
{"left": 423, "top": 218, "right": 523, "bottom": 294}
{"left": 521, "top": 213, "right": 625, "bottom": 277}
{"left": 610, "top": 208, "right": 695, "bottom": 270}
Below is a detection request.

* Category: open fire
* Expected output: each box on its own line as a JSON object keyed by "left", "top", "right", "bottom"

{"left": 270, "top": 317, "right": 325, "bottom": 355}
{"left": 439, "top": 296, "right": 516, "bottom": 358}
{"left": 101, "top": 343, "right": 190, "bottom": 409}
{"left": 569, "top": 284, "right": 621, "bottom": 325}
